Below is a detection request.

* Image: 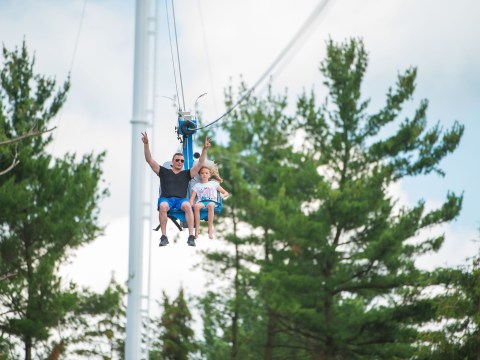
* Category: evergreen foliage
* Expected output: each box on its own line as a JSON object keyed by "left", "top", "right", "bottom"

{"left": 198, "top": 38, "right": 464, "bottom": 359}
{"left": 0, "top": 42, "right": 116, "bottom": 359}
{"left": 67, "top": 279, "right": 126, "bottom": 359}
{"left": 416, "top": 245, "right": 480, "bottom": 359}
{"left": 150, "top": 288, "right": 197, "bottom": 360}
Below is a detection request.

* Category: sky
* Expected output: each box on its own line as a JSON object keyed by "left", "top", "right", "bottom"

{"left": 0, "top": 0, "right": 479, "bottom": 318}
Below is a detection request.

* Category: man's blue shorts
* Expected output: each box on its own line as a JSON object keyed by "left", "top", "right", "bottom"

{"left": 157, "top": 197, "right": 189, "bottom": 211}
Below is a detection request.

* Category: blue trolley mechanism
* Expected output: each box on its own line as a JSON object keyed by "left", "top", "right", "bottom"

{"left": 160, "top": 111, "right": 223, "bottom": 232}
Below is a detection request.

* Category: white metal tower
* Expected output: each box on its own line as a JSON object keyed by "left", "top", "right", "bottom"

{"left": 126, "top": 0, "right": 158, "bottom": 358}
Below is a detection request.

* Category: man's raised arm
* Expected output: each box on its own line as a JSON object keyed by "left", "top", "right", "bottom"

{"left": 141, "top": 132, "right": 160, "bottom": 174}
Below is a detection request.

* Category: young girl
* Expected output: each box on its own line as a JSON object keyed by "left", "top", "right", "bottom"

{"left": 189, "top": 165, "right": 229, "bottom": 239}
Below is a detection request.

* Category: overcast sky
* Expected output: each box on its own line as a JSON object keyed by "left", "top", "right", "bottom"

{"left": 1, "top": 0, "right": 479, "bottom": 309}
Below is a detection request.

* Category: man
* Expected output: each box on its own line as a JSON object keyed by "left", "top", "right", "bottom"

{"left": 141, "top": 132, "right": 211, "bottom": 247}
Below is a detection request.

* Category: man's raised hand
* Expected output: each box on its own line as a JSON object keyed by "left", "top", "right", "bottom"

{"left": 141, "top": 132, "right": 149, "bottom": 145}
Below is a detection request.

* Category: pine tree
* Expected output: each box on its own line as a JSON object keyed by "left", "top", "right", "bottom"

{"left": 66, "top": 279, "right": 126, "bottom": 359}
{"left": 197, "top": 85, "right": 314, "bottom": 359}
{"left": 416, "top": 242, "right": 480, "bottom": 359}
{"left": 150, "top": 289, "right": 197, "bottom": 360}
{"left": 0, "top": 42, "right": 108, "bottom": 359}
{"left": 200, "top": 38, "right": 464, "bottom": 359}
{"left": 262, "top": 37, "right": 463, "bottom": 359}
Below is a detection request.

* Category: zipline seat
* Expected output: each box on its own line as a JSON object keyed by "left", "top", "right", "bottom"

{"left": 154, "top": 192, "right": 223, "bottom": 232}
{"left": 153, "top": 111, "right": 224, "bottom": 232}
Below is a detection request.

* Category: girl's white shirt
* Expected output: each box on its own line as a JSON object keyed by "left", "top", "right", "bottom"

{"left": 191, "top": 180, "right": 219, "bottom": 203}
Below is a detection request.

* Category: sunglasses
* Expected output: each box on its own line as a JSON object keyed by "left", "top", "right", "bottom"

{"left": 174, "top": 158, "right": 185, "bottom": 163}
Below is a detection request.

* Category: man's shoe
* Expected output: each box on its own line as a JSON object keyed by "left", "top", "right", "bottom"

{"left": 159, "top": 235, "right": 169, "bottom": 247}
{"left": 187, "top": 235, "right": 196, "bottom": 247}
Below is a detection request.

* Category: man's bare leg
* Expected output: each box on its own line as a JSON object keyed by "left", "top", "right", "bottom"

{"left": 158, "top": 202, "right": 170, "bottom": 246}
{"left": 159, "top": 202, "right": 169, "bottom": 235}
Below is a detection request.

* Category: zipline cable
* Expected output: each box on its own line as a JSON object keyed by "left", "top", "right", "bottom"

{"left": 196, "top": 0, "right": 219, "bottom": 118}
{"left": 51, "top": 0, "right": 88, "bottom": 153}
{"left": 165, "top": 0, "right": 181, "bottom": 110}
{"left": 258, "top": 2, "right": 329, "bottom": 95}
{"left": 69, "top": 0, "right": 88, "bottom": 75}
{"left": 195, "top": 0, "right": 332, "bottom": 131}
{"left": 171, "top": 0, "right": 186, "bottom": 111}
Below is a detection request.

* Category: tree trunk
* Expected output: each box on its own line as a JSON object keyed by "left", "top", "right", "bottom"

{"left": 264, "top": 309, "right": 277, "bottom": 360}
{"left": 263, "top": 229, "right": 276, "bottom": 360}
{"left": 230, "top": 243, "right": 240, "bottom": 360}
{"left": 24, "top": 236, "right": 33, "bottom": 360}
{"left": 323, "top": 292, "right": 336, "bottom": 360}
{"left": 324, "top": 240, "right": 337, "bottom": 360}
{"left": 230, "top": 217, "right": 240, "bottom": 360}
{"left": 24, "top": 337, "right": 32, "bottom": 360}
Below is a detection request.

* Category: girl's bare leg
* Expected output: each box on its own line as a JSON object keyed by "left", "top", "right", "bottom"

{"left": 193, "top": 203, "right": 205, "bottom": 238}
{"left": 207, "top": 203, "right": 215, "bottom": 239}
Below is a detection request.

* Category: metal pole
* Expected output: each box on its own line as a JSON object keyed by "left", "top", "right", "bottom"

{"left": 145, "top": 0, "right": 160, "bottom": 358}
{"left": 126, "top": 0, "right": 149, "bottom": 358}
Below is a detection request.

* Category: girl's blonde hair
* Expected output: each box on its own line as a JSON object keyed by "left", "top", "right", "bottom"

{"left": 199, "top": 164, "right": 223, "bottom": 183}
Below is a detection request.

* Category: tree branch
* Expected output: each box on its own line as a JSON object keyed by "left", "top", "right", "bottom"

{"left": 0, "top": 126, "right": 57, "bottom": 146}
{"left": 333, "top": 281, "right": 397, "bottom": 295}
{"left": 0, "top": 271, "right": 18, "bottom": 282}
{"left": 0, "top": 158, "right": 20, "bottom": 175}
{"left": 0, "top": 127, "right": 56, "bottom": 175}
